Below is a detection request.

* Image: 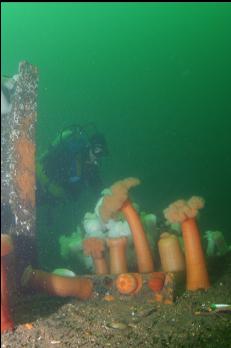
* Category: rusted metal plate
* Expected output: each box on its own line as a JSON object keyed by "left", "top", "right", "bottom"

{"left": 85, "top": 272, "right": 175, "bottom": 304}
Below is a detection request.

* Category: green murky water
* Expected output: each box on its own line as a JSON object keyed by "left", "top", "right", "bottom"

{"left": 2, "top": 3, "right": 231, "bottom": 269}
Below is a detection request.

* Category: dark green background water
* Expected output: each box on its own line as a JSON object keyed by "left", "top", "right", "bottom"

{"left": 2, "top": 3, "right": 231, "bottom": 268}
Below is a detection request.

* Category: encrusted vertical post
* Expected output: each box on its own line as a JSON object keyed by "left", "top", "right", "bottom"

{"left": 1, "top": 61, "right": 39, "bottom": 290}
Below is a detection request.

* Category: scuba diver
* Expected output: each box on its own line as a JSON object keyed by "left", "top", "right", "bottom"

{"left": 36, "top": 124, "right": 108, "bottom": 204}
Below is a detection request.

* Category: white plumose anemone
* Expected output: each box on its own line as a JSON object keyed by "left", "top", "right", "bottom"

{"left": 204, "top": 230, "right": 231, "bottom": 257}
{"left": 106, "top": 219, "right": 132, "bottom": 239}
{"left": 83, "top": 212, "right": 106, "bottom": 238}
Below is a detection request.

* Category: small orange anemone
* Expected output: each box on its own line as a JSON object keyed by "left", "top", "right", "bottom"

{"left": 115, "top": 273, "right": 142, "bottom": 295}
{"left": 23, "top": 323, "right": 33, "bottom": 330}
{"left": 154, "top": 292, "right": 164, "bottom": 303}
{"left": 148, "top": 272, "right": 165, "bottom": 292}
{"left": 83, "top": 237, "right": 105, "bottom": 259}
{"left": 83, "top": 238, "right": 108, "bottom": 274}
{"left": 103, "top": 294, "right": 115, "bottom": 302}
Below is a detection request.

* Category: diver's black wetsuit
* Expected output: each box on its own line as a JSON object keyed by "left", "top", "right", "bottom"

{"left": 36, "top": 129, "right": 103, "bottom": 204}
